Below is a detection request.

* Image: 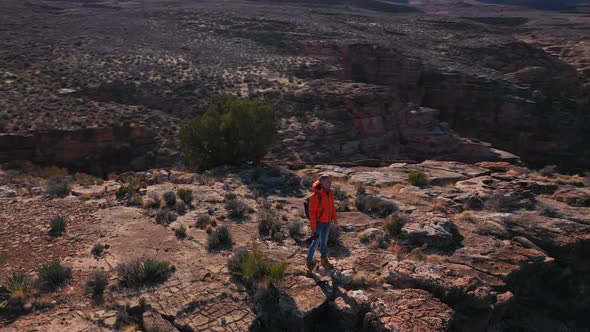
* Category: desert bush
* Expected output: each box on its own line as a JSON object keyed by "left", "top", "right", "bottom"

{"left": 227, "top": 247, "right": 250, "bottom": 275}
{"left": 156, "top": 208, "right": 177, "bottom": 224}
{"left": 2, "top": 273, "right": 34, "bottom": 307}
{"left": 174, "top": 224, "right": 187, "bottom": 239}
{"left": 355, "top": 195, "right": 398, "bottom": 218}
{"left": 179, "top": 94, "right": 278, "bottom": 169}
{"left": 177, "top": 189, "right": 193, "bottom": 206}
{"left": 144, "top": 192, "right": 161, "bottom": 209}
{"left": 225, "top": 197, "right": 249, "bottom": 219}
{"left": 85, "top": 271, "right": 108, "bottom": 297}
{"left": 37, "top": 261, "right": 72, "bottom": 291}
{"left": 301, "top": 176, "right": 314, "bottom": 189}
{"left": 91, "top": 243, "right": 106, "bottom": 257}
{"left": 195, "top": 214, "right": 212, "bottom": 229}
{"left": 73, "top": 172, "right": 103, "bottom": 186}
{"left": 128, "top": 195, "right": 143, "bottom": 207}
{"left": 408, "top": 171, "right": 428, "bottom": 187}
{"left": 458, "top": 211, "right": 477, "bottom": 224}
{"left": 232, "top": 244, "right": 286, "bottom": 289}
{"left": 206, "top": 226, "right": 213, "bottom": 234}
{"left": 258, "top": 213, "right": 277, "bottom": 238}
{"left": 116, "top": 258, "right": 174, "bottom": 288}
{"left": 383, "top": 214, "right": 405, "bottom": 238}
{"left": 207, "top": 225, "right": 233, "bottom": 251}
{"left": 49, "top": 216, "right": 67, "bottom": 237}
{"left": 287, "top": 221, "right": 303, "bottom": 239}
{"left": 115, "top": 177, "right": 146, "bottom": 200}
{"left": 175, "top": 201, "right": 187, "bottom": 215}
{"left": 41, "top": 166, "right": 69, "bottom": 179}
{"left": 163, "top": 191, "right": 176, "bottom": 207}
{"left": 46, "top": 176, "right": 71, "bottom": 198}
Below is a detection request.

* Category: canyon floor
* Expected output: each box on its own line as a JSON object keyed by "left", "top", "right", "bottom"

{"left": 1, "top": 0, "right": 590, "bottom": 331}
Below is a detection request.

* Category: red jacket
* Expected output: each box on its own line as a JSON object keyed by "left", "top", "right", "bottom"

{"left": 309, "top": 180, "right": 337, "bottom": 231}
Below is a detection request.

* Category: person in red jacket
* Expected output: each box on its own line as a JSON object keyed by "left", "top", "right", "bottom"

{"left": 306, "top": 175, "right": 338, "bottom": 272}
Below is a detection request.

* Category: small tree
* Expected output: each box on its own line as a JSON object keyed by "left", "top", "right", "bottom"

{"left": 179, "top": 95, "right": 277, "bottom": 169}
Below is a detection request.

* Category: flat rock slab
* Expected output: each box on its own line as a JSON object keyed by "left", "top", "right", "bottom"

{"left": 385, "top": 260, "right": 496, "bottom": 310}
{"left": 364, "top": 288, "right": 454, "bottom": 332}
{"left": 279, "top": 275, "right": 329, "bottom": 324}
{"left": 417, "top": 160, "right": 491, "bottom": 178}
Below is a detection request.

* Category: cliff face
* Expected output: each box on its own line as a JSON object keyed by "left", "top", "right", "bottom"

{"left": 277, "top": 80, "right": 519, "bottom": 166}
{"left": 0, "top": 126, "right": 156, "bottom": 176}
{"left": 303, "top": 41, "right": 590, "bottom": 171}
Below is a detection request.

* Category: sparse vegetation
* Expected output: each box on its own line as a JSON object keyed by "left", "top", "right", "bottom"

{"left": 175, "top": 224, "right": 187, "bottom": 239}
{"left": 225, "top": 196, "right": 249, "bottom": 219}
{"left": 49, "top": 216, "right": 67, "bottom": 237}
{"left": 228, "top": 244, "right": 286, "bottom": 289}
{"left": 355, "top": 194, "right": 398, "bottom": 218}
{"left": 85, "top": 271, "right": 108, "bottom": 298}
{"left": 46, "top": 176, "right": 71, "bottom": 198}
{"left": 383, "top": 214, "right": 405, "bottom": 238}
{"left": 177, "top": 188, "right": 193, "bottom": 206}
{"left": 258, "top": 213, "right": 277, "bottom": 238}
{"left": 408, "top": 171, "right": 428, "bottom": 187}
{"left": 116, "top": 258, "right": 174, "bottom": 288}
{"left": 287, "top": 221, "right": 303, "bottom": 239}
{"left": 207, "top": 225, "right": 233, "bottom": 251}
{"left": 163, "top": 191, "right": 177, "bottom": 207}
{"left": 179, "top": 94, "right": 278, "bottom": 169}
{"left": 115, "top": 177, "right": 146, "bottom": 204}
{"left": 37, "top": 261, "right": 72, "bottom": 291}
{"left": 156, "top": 208, "right": 177, "bottom": 224}
{"left": 2, "top": 273, "right": 35, "bottom": 308}
{"left": 175, "top": 201, "right": 187, "bottom": 215}
{"left": 91, "top": 243, "right": 107, "bottom": 257}
{"left": 195, "top": 214, "right": 213, "bottom": 229}
{"left": 145, "top": 192, "right": 162, "bottom": 209}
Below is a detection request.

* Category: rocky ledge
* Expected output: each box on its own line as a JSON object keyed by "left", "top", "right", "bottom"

{"left": 0, "top": 159, "right": 588, "bottom": 331}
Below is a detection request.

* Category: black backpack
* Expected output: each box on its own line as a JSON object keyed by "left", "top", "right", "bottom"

{"left": 304, "top": 184, "right": 322, "bottom": 220}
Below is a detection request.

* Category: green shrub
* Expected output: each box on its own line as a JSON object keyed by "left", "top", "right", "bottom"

{"left": 383, "top": 214, "right": 405, "bottom": 238}
{"left": 408, "top": 171, "right": 428, "bottom": 187}
{"left": 163, "top": 191, "right": 177, "bottom": 207}
{"left": 2, "top": 273, "right": 34, "bottom": 306}
{"left": 227, "top": 247, "right": 250, "bottom": 274}
{"left": 195, "top": 214, "right": 212, "bottom": 229}
{"left": 175, "top": 224, "right": 187, "bottom": 239}
{"left": 46, "top": 176, "right": 71, "bottom": 198}
{"left": 37, "top": 261, "right": 72, "bottom": 291}
{"left": 540, "top": 165, "right": 557, "bottom": 177}
{"left": 49, "top": 216, "right": 67, "bottom": 237}
{"left": 355, "top": 195, "right": 398, "bottom": 218}
{"left": 177, "top": 189, "right": 193, "bottom": 206}
{"left": 235, "top": 244, "right": 286, "bottom": 288}
{"left": 258, "top": 213, "right": 276, "bottom": 237}
{"left": 116, "top": 258, "right": 174, "bottom": 288}
{"left": 207, "top": 225, "right": 233, "bottom": 251}
{"left": 156, "top": 208, "right": 177, "bottom": 224}
{"left": 179, "top": 94, "right": 278, "bottom": 169}
{"left": 287, "top": 221, "right": 302, "bottom": 239}
{"left": 115, "top": 177, "right": 146, "bottom": 200}
{"left": 85, "top": 271, "right": 108, "bottom": 297}
{"left": 175, "top": 201, "right": 187, "bottom": 215}
{"left": 91, "top": 243, "right": 106, "bottom": 257}
{"left": 145, "top": 192, "right": 161, "bottom": 209}
{"left": 225, "top": 197, "right": 249, "bottom": 219}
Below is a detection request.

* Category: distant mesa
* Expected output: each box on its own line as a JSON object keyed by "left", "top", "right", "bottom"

{"left": 250, "top": 0, "right": 423, "bottom": 13}
{"left": 477, "top": 0, "right": 588, "bottom": 11}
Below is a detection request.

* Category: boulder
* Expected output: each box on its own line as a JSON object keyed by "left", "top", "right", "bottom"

{"left": 402, "top": 211, "right": 463, "bottom": 248}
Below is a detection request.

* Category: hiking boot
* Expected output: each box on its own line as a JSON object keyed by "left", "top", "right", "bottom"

{"left": 320, "top": 257, "right": 333, "bottom": 269}
{"left": 306, "top": 261, "right": 314, "bottom": 273}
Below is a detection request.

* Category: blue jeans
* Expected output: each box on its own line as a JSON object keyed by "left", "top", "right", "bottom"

{"left": 307, "top": 221, "right": 330, "bottom": 262}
